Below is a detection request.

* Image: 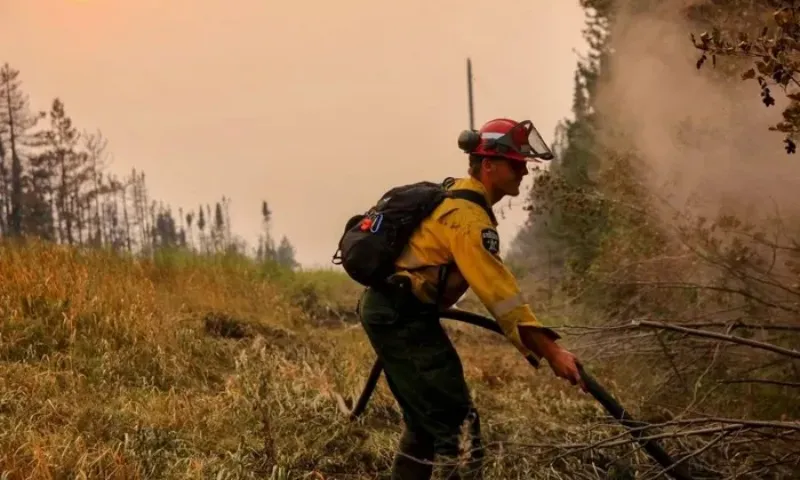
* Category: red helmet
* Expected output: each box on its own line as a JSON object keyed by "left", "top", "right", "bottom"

{"left": 457, "top": 118, "right": 554, "bottom": 162}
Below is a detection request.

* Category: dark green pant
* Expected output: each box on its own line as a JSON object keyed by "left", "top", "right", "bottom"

{"left": 358, "top": 283, "right": 484, "bottom": 479}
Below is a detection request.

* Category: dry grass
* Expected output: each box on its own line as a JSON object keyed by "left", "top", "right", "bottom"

{"left": 2, "top": 239, "right": 789, "bottom": 479}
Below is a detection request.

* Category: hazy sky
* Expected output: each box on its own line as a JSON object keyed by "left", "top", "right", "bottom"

{"left": 2, "top": 0, "right": 588, "bottom": 267}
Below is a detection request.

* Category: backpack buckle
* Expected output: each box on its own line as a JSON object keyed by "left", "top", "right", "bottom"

{"left": 358, "top": 212, "right": 384, "bottom": 233}
{"left": 369, "top": 213, "right": 383, "bottom": 233}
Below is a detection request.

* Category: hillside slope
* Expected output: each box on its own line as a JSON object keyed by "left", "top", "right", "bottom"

{"left": 0, "top": 240, "right": 685, "bottom": 480}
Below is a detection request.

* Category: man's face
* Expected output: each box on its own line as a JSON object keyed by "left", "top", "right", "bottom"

{"left": 486, "top": 157, "right": 529, "bottom": 197}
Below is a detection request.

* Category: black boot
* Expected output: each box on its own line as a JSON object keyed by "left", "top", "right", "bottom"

{"left": 391, "top": 428, "right": 434, "bottom": 480}
{"left": 436, "top": 408, "right": 486, "bottom": 480}
{"left": 461, "top": 408, "right": 485, "bottom": 480}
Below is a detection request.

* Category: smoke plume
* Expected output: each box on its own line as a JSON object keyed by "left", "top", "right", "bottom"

{"left": 595, "top": 1, "right": 800, "bottom": 226}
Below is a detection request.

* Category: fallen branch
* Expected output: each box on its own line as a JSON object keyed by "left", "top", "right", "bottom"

{"left": 631, "top": 320, "right": 800, "bottom": 359}
{"left": 505, "top": 417, "right": 800, "bottom": 453}
{"left": 676, "top": 321, "right": 800, "bottom": 332}
{"left": 719, "top": 378, "right": 800, "bottom": 388}
{"left": 553, "top": 320, "right": 800, "bottom": 333}
{"left": 584, "top": 416, "right": 800, "bottom": 434}
{"left": 641, "top": 430, "right": 731, "bottom": 480}
{"left": 605, "top": 280, "right": 800, "bottom": 313}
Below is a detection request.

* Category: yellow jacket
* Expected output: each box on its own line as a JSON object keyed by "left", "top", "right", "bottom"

{"left": 393, "top": 176, "right": 557, "bottom": 364}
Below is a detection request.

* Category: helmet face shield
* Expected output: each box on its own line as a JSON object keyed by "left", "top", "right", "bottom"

{"left": 517, "top": 120, "right": 554, "bottom": 161}
{"left": 486, "top": 120, "right": 554, "bottom": 161}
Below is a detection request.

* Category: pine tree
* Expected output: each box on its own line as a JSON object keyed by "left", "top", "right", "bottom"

{"left": 42, "top": 98, "right": 84, "bottom": 244}
{"left": 259, "top": 200, "right": 276, "bottom": 261}
{"left": 275, "top": 235, "right": 299, "bottom": 269}
{"left": 0, "top": 63, "right": 46, "bottom": 237}
{"left": 507, "top": 4, "right": 612, "bottom": 284}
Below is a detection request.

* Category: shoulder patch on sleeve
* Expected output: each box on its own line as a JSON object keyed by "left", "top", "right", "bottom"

{"left": 481, "top": 228, "right": 500, "bottom": 254}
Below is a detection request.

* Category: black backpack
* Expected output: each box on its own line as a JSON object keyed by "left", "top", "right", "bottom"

{"left": 331, "top": 177, "right": 496, "bottom": 288}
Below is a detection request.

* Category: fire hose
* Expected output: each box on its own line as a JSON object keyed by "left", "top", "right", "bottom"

{"left": 333, "top": 307, "right": 695, "bottom": 480}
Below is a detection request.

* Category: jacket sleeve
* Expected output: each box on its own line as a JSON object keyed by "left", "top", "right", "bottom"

{"left": 441, "top": 206, "right": 560, "bottom": 366}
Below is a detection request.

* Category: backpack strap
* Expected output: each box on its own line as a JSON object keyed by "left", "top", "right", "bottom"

{"left": 431, "top": 183, "right": 498, "bottom": 307}
{"left": 449, "top": 189, "right": 497, "bottom": 225}
{"left": 440, "top": 176, "right": 497, "bottom": 225}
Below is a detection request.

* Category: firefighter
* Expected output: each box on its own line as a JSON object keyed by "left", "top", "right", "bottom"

{"left": 357, "top": 118, "right": 586, "bottom": 479}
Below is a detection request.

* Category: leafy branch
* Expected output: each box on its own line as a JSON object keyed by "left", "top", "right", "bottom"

{"left": 691, "top": 2, "right": 800, "bottom": 154}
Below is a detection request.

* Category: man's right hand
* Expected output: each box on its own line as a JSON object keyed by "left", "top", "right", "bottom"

{"left": 544, "top": 344, "right": 587, "bottom": 392}
{"left": 520, "top": 326, "right": 587, "bottom": 392}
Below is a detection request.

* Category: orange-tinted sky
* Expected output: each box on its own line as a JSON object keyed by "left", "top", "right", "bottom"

{"left": 2, "top": 0, "right": 588, "bottom": 267}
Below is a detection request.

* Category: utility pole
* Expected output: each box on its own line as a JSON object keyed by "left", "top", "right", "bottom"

{"left": 467, "top": 58, "right": 475, "bottom": 130}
